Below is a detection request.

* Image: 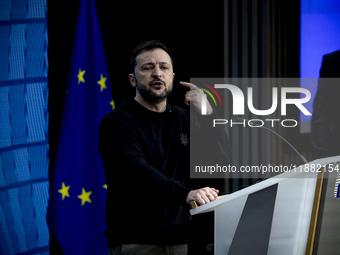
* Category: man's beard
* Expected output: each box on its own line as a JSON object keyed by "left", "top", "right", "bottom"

{"left": 135, "top": 78, "right": 173, "bottom": 104}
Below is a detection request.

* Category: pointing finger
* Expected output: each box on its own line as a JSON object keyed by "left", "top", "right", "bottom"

{"left": 179, "top": 81, "right": 198, "bottom": 90}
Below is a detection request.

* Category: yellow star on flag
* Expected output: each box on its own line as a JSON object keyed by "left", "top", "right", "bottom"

{"left": 58, "top": 182, "right": 70, "bottom": 200}
{"left": 110, "top": 100, "right": 115, "bottom": 110}
{"left": 97, "top": 74, "right": 107, "bottom": 92}
{"left": 103, "top": 184, "right": 107, "bottom": 190}
{"left": 77, "top": 68, "right": 86, "bottom": 84}
{"left": 77, "top": 188, "right": 92, "bottom": 206}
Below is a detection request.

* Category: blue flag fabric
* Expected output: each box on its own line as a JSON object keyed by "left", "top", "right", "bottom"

{"left": 47, "top": 0, "right": 113, "bottom": 254}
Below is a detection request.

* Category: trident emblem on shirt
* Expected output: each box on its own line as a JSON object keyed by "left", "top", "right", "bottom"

{"left": 180, "top": 133, "right": 188, "bottom": 146}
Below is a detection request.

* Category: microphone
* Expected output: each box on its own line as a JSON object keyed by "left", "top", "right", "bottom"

{"left": 236, "top": 117, "right": 308, "bottom": 165}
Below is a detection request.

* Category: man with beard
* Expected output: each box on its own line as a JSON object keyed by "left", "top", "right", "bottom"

{"left": 98, "top": 40, "right": 223, "bottom": 255}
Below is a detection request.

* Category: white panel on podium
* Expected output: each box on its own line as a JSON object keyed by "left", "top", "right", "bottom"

{"left": 215, "top": 194, "right": 247, "bottom": 254}
{"left": 267, "top": 174, "right": 316, "bottom": 255}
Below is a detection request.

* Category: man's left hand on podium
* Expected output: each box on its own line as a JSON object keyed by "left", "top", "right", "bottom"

{"left": 186, "top": 187, "right": 219, "bottom": 206}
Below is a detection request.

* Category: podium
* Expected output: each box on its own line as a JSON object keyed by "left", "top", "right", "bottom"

{"left": 190, "top": 156, "right": 340, "bottom": 255}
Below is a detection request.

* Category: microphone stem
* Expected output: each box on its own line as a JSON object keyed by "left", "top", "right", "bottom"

{"left": 251, "top": 122, "right": 308, "bottom": 164}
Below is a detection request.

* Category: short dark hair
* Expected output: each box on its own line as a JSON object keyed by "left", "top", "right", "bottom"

{"left": 129, "top": 40, "right": 174, "bottom": 74}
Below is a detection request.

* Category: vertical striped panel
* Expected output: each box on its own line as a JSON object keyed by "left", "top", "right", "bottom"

{"left": 10, "top": 85, "right": 26, "bottom": 145}
{"left": 29, "top": 145, "right": 49, "bottom": 179}
{"left": 11, "top": 0, "right": 28, "bottom": 20}
{"left": 2, "top": 152, "right": 16, "bottom": 186}
{"left": 223, "top": 0, "right": 300, "bottom": 192}
{"left": 13, "top": 148, "right": 30, "bottom": 183}
{"left": 19, "top": 184, "right": 36, "bottom": 250}
{"left": 9, "top": 25, "right": 26, "bottom": 80}
{"left": 0, "top": 87, "right": 12, "bottom": 148}
{"left": 26, "top": 24, "right": 48, "bottom": 78}
{"left": 27, "top": 0, "right": 46, "bottom": 19}
{"left": 8, "top": 188, "right": 27, "bottom": 252}
{"left": 33, "top": 182, "right": 50, "bottom": 246}
{"left": 0, "top": 26, "right": 10, "bottom": 81}
{"left": 0, "top": 202, "right": 14, "bottom": 254}
{"left": 0, "top": 1, "right": 11, "bottom": 21}
{"left": 26, "top": 82, "right": 48, "bottom": 143}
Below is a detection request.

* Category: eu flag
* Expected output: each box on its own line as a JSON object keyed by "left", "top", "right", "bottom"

{"left": 47, "top": 0, "right": 113, "bottom": 254}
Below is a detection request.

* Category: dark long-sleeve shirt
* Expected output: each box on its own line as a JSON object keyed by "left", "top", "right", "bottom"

{"left": 98, "top": 99, "right": 196, "bottom": 246}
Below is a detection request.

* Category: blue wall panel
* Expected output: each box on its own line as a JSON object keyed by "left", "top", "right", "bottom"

{"left": 0, "top": 0, "right": 49, "bottom": 254}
